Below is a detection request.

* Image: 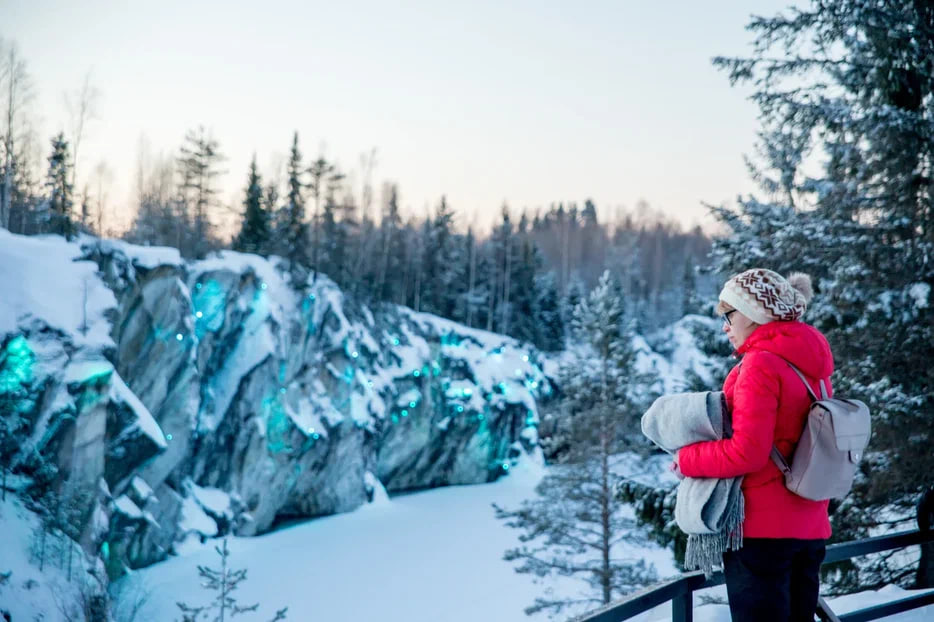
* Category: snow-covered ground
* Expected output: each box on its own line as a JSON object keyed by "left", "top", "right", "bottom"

{"left": 119, "top": 456, "right": 933, "bottom": 622}
{"left": 126, "top": 457, "right": 676, "bottom": 621}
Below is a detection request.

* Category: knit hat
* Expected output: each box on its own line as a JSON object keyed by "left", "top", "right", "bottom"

{"left": 719, "top": 269, "right": 813, "bottom": 324}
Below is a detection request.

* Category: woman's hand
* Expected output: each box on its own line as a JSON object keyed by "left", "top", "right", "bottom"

{"left": 670, "top": 451, "right": 685, "bottom": 480}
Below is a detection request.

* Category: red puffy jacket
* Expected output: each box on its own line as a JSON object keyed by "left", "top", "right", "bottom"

{"left": 678, "top": 320, "right": 833, "bottom": 539}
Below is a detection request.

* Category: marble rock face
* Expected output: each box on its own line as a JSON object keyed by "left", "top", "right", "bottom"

{"left": 2, "top": 238, "right": 552, "bottom": 572}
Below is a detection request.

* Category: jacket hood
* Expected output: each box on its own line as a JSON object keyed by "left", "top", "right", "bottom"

{"left": 736, "top": 321, "right": 834, "bottom": 379}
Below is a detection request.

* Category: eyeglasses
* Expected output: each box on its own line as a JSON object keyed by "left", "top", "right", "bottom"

{"left": 722, "top": 309, "right": 737, "bottom": 326}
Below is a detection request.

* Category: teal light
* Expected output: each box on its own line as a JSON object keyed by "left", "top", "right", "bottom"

{"left": 196, "top": 283, "right": 202, "bottom": 290}
{"left": 457, "top": 405, "right": 464, "bottom": 412}
{"left": 309, "top": 294, "right": 315, "bottom": 300}
{"left": 352, "top": 351, "right": 359, "bottom": 358}
{"left": 522, "top": 354, "right": 529, "bottom": 362}
{"left": 409, "top": 401, "right": 416, "bottom": 408}
{"left": 175, "top": 333, "right": 183, "bottom": 341}
{"left": 166, "top": 433, "right": 174, "bottom": 440}
{"left": 393, "top": 338, "right": 400, "bottom": 346}
{"left": 261, "top": 282, "right": 268, "bottom": 290}
{"left": 280, "top": 387, "right": 286, "bottom": 394}
{"left": 414, "top": 370, "right": 420, "bottom": 377}
{"left": 195, "top": 311, "right": 203, "bottom": 318}
{"left": 312, "top": 433, "right": 320, "bottom": 439}
{"left": 392, "top": 414, "right": 399, "bottom": 423}
{"left": 478, "top": 414, "right": 485, "bottom": 421}
{"left": 530, "top": 381, "right": 539, "bottom": 389}
{"left": 0, "top": 335, "right": 35, "bottom": 392}
{"left": 503, "top": 463, "right": 509, "bottom": 471}
{"left": 462, "top": 388, "right": 472, "bottom": 397}
{"left": 401, "top": 410, "right": 408, "bottom": 417}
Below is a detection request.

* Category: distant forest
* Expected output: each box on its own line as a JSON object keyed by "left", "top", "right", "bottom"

{"left": 0, "top": 38, "right": 714, "bottom": 352}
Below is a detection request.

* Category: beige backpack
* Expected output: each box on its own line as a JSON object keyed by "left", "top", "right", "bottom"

{"left": 770, "top": 362, "right": 872, "bottom": 501}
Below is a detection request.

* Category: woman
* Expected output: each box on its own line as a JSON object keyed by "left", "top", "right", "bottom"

{"left": 674, "top": 268, "right": 833, "bottom": 622}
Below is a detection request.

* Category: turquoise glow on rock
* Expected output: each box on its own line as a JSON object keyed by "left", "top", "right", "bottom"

{"left": 192, "top": 278, "right": 227, "bottom": 337}
{"left": 0, "top": 335, "right": 35, "bottom": 392}
{"left": 409, "top": 401, "right": 416, "bottom": 408}
{"left": 166, "top": 433, "right": 174, "bottom": 441}
{"left": 401, "top": 410, "right": 408, "bottom": 417}
{"left": 413, "top": 370, "right": 420, "bottom": 377}
{"left": 175, "top": 333, "right": 183, "bottom": 341}
{"left": 261, "top": 392, "right": 293, "bottom": 455}
{"left": 393, "top": 338, "right": 400, "bottom": 346}
{"left": 392, "top": 414, "right": 399, "bottom": 423}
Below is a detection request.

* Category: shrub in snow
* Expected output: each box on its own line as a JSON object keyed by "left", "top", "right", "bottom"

{"left": 175, "top": 538, "right": 287, "bottom": 622}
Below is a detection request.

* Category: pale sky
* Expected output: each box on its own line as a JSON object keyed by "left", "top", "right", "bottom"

{"left": 3, "top": 0, "right": 793, "bottom": 234}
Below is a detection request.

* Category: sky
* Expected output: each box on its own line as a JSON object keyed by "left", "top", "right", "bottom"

{"left": 3, "top": 0, "right": 795, "bottom": 235}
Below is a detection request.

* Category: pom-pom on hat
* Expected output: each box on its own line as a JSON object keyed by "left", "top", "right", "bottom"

{"left": 719, "top": 268, "right": 813, "bottom": 324}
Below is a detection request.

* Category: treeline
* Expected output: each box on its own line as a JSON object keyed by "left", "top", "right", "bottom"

{"left": 0, "top": 38, "right": 713, "bottom": 350}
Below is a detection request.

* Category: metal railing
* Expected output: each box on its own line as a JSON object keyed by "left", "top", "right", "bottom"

{"left": 576, "top": 504, "right": 934, "bottom": 622}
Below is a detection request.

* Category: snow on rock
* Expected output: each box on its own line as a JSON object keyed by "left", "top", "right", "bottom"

{"left": 178, "top": 491, "right": 218, "bottom": 540}
{"left": 113, "top": 494, "right": 144, "bottom": 520}
{"left": 0, "top": 232, "right": 118, "bottom": 350}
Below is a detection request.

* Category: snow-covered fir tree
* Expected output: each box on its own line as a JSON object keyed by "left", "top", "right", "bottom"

{"left": 709, "top": 0, "right": 934, "bottom": 591}
{"left": 232, "top": 155, "right": 270, "bottom": 256}
{"left": 495, "top": 271, "right": 656, "bottom": 619}
{"left": 45, "top": 132, "right": 74, "bottom": 240}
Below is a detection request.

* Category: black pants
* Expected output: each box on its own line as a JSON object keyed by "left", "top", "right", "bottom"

{"left": 722, "top": 537, "right": 826, "bottom": 622}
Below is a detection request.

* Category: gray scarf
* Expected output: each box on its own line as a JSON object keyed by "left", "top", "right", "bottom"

{"left": 640, "top": 391, "right": 744, "bottom": 574}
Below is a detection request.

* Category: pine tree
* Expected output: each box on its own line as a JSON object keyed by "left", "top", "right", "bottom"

{"left": 533, "top": 271, "right": 565, "bottom": 352}
{"left": 421, "top": 196, "right": 458, "bottom": 317}
{"left": 375, "top": 184, "right": 404, "bottom": 302}
{"left": 45, "top": 132, "right": 74, "bottom": 240}
{"left": 233, "top": 155, "right": 270, "bottom": 256}
{"left": 281, "top": 132, "right": 309, "bottom": 281}
{"left": 710, "top": 0, "right": 934, "bottom": 591}
{"left": 495, "top": 271, "right": 656, "bottom": 618}
{"left": 176, "top": 126, "right": 225, "bottom": 258}
{"left": 307, "top": 155, "right": 342, "bottom": 284}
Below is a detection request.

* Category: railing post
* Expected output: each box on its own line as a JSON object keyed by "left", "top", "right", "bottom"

{"left": 917, "top": 487, "right": 934, "bottom": 588}
{"left": 671, "top": 590, "right": 692, "bottom": 622}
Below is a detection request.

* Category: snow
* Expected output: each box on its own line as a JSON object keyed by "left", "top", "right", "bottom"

{"left": 130, "top": 456, "right": 676, "bottom": 622}
{"left": 178, "top": 491, "right": 218, "bottom": 539}
{"left": 93, "top": 236, "right": 184, "bottom": 269}
{"left": 130, "top": 475, "right": 154, "bottom": 501}
{"left": 110, "top": 370, "right": 168, "bottom": 449}
{"left": 0, "top": 495, "right": 97, "bottom": 621}
{"left": 189, "top": 482, "right": 232, "bottom": 517}
{"left": 124, "top": 454, "right": 934, "bottom": 622}
{"left": 113, "top": 494, "right": 144, "bottom": 519}
{"left": 0, "top": 230, "right": 117, "bottom": 349}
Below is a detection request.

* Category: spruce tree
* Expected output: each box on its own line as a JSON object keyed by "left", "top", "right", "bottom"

{"left": 710, "top": 0, "right": 934, "bottom": 591}
{"left": 495, "top": 271, "right": 656, "bottom": 619}
{"left": 281, "top": 132, "right": 309, "bottom": 281}
{"left": 45, "top": 132, "right": 74, "bottom": 240}
{"left": 176, "top": 126, "right": 225, "bottom": 258}
{"left": 233, "top": 155, "right": 270, "bottom": 256}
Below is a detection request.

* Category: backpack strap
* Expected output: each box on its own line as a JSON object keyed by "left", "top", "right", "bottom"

{"left": 784, "top": 361, "right": 820, "bottom": 402}
{"left": 770, "top": 360, "right": 829, "bottom": 474}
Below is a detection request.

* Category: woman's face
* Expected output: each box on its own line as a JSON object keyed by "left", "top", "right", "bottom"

{"left": 722, "top": 308, "right": 758, "bottom": 350}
